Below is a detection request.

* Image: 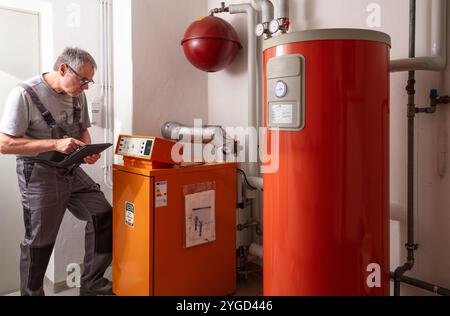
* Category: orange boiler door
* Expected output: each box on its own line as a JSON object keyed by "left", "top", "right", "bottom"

{"left": 113, "top": 169, "right": 153, "bottom": 296}
{"left": 152, "top": 166, "right": 237, "bottom": 296}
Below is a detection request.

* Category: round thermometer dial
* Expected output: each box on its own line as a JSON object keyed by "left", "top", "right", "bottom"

{"left": 269, "top": 20, "right": 280, "bottom": 34}
{"left": 275, "top": 80, "right": 288, "bottom": 98}
{"left": 255, "top": 23, "right": 265, "bottom": 37}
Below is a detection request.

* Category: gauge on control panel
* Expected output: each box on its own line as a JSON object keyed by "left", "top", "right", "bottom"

{"left": 275, "top": 80, "right": 288, "bottom": 98}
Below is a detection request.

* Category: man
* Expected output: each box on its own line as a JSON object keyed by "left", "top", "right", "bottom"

{"left": 0, "top": 47, "right": 113, "bottom": 296}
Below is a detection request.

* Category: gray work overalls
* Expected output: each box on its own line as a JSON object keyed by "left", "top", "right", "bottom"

{"left": 16, "top": 84, "right": 112, "bottom": 296}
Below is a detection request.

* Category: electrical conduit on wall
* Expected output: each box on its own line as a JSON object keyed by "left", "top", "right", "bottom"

{"left": 100, "top": 0, "right": 114, "bottom": 188}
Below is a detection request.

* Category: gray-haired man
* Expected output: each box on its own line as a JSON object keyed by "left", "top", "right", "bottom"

{"left": 0, "top": 47, "right": 113, "bottom": 296}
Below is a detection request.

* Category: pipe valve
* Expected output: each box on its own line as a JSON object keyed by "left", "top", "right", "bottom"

{"left": 277, "top": 17, "right": 290, "bottom": 33}
{"left": 209, "top": 2, "right": 229, "bottom": 16}
{"left": 266, "top": 17, "right": 290, "bottom": 37}
{"left": 255, "top": 0, "right": 275, "bottom": 38}
{"left": 255, "top": 22, "right": 272, "bottom": 39}
{"left": 416, "top": 89, "right": 450, "bottom": 114}
{"left": 273, "top": 0, "right": 290, "bottom": 34}
{"left": 430, "top": 89, "right": 450, "bottom": 106}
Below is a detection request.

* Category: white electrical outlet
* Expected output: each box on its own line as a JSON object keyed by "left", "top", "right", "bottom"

{"left": 90, "top": 96, "right": 104, "bottom": 126}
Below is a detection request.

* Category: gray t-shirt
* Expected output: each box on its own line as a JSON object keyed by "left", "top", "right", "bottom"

{"left": 0, "top": 74, "right": 91, "bottom": 140}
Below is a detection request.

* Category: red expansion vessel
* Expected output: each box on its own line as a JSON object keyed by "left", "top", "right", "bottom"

{"left": 181, "top": 16, "right": 241, "bottom": 72}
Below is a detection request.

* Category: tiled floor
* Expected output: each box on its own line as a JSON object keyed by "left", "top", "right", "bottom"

{"left": 5, "top": 279, "right": 79, "bottom": 296}
{"left": 5, "top": 267, "right": 263, "bottom": 297}
{"left": 5, "top": 266, "right": 113, "bottom": 296}
{"left": 235, "top": 270, "right": 263, "bottom": 296}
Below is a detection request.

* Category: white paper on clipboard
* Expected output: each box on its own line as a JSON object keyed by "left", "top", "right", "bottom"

{"left": 185, "top": 190, "right": 215, "bottom": 248}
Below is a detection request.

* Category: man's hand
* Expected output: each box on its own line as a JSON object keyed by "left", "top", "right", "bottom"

{"left": 55, "top": 138, "right": 85, "bottom": 154}
{"left": 84, "top": 154, "right": 101, "bottom": 165}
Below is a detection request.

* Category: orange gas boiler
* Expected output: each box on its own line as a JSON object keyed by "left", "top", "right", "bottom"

{"left": 112, "top": 135, "right": 237, "bottom": 296}
{"left": 263, "top": 29, "right": 391, "bottom": 296}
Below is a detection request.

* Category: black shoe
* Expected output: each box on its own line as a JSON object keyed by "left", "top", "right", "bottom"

{"left": 79, "top": 281, "right": 115, "bottom": 296}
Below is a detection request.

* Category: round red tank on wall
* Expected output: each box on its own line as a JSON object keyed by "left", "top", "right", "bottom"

{"left": 181, "top": 16, "right": 242, "bottom": 72}
{"left": 262, "top": 29, "right": 391, "bottom": 296}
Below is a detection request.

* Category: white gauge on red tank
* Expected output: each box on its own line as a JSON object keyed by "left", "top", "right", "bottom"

{"left": 275, "top": 80, "right": 288, "bottom": 98}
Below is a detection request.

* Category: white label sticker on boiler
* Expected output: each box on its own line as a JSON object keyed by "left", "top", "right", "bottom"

{"left": 271, "top": 103, "right": 293, "bottom": 124}
{"left": 155, "top": 181, "right": 168, "bottom": 208}
{"left": 125, "top": 201, "right": 135, "bottom": 228}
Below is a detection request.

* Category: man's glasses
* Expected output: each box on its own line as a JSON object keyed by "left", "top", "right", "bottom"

{"left": 66, "top": 64, "right": 95, "bottom": 87}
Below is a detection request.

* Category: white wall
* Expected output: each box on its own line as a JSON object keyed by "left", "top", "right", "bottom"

{"left": 208, "top": 1, "right": 250, "bottom": 128}
{"left": 412, "top": 1, "right": 450, "bottom": 293}
{"left": 0, "top": 6, "right": 40, "bottom": 295}
{"left": 130, "top": 0, "right": 208, "bottom": 136}
{"left": 208, "top": 0, "right": 450, "bottom": 295}
{"left": 113, "top": 0, "right": 133, "bottom": 143}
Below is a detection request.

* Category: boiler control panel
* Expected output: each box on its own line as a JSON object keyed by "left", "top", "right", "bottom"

{"left": 116, "top": 135, "right": 154, "bottom": 159}
{"left": 115, "top": 135, "right": 180, "bottom": 167}
{"left": 266, "top": 54, "right": 305, "bottom": 131}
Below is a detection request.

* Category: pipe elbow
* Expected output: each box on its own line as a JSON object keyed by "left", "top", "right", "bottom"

{"left": 398, "top": 260, "right": 415, "bottom": 274}
{"left": 247, "top": 176, "right": 263, "bottom": 190}
{"left": 393, "top": 264, "right": 411, "bottom": 281}
{"left": 229, "top": 3, "right": 254, "bottom": 15}
{"left": 390, "top": 0, "right": 447, "bottom": 72}
{"left": 255, "top": 0, "right": 274, "bottom": 23}
{"left": 431, "top": 56, "right": 447, "bottom": 70}
{"left": 275, "top": 0, "right": 289, "bottom": 20}
{"left": 390, "top": 56, "right": 447, "bottom": 72}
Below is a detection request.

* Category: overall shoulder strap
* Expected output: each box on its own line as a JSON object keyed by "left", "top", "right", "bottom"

{"left": 72, "top": 96, "right": 82, "bottom": 124}
{"left": 18, "top": 83, "right": 57, "bottom": 128}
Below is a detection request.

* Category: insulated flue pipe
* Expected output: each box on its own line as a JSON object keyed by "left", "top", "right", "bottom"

{"left": 390, "top": 0, "right": 447, "bottom": 72}
{"left": 161, "top": 121, "right": 223, "bottom": 144}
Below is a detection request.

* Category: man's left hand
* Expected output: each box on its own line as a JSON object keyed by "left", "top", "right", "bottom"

{"left": 84, "top": 154, "right": 101, "bottom": 165}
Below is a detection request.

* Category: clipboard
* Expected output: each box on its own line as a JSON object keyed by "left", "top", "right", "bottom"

{"left": 58, "top": 143, "right": 113, "bottom": 168}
